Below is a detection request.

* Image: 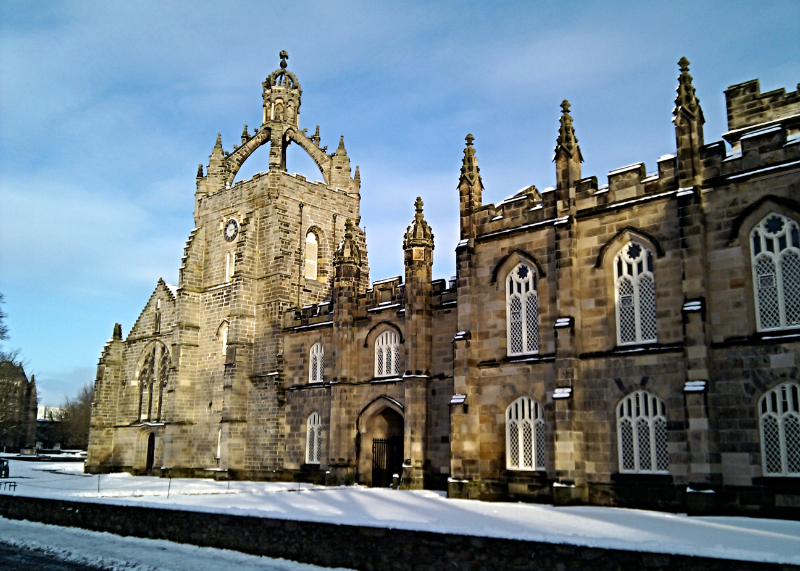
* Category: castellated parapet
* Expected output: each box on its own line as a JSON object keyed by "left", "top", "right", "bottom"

{"left": 89, "top": 55, "right": 799, "bottom": 518}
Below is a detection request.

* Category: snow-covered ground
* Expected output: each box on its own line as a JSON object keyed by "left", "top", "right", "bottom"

{"left": 2, "top": 458, "right": 800, "bottom": 565}
{"left": 0, "top": 516, "right": 354, "bottom": 571}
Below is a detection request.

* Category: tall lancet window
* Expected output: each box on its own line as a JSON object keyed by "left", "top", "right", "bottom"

{"left": 759, "top": 382, "right": 800, "bottom": 476}
{"left": 306, "top": 412, "right": 323, "bottom": 464}
{"left": 750, "top": 213, "right": 800, "bottom": 331}
{"left": 614, "top": 242, "right": 657, "bottom": 345}
{"left": 617, "top": 390, "right": 668, "bottom": 473}
{"left": 506, "top": 396, "right": 545, "bottom": 471}
{"left": 304, "top": 231, "right": 318, "bottom": 280}
{"left": 309, "top": 342, "right": 324, "bottom": 383}
{"left": 506, "top": 263, "right": 538, "bottom": 356}
{"left": 138, "top": 342, "right": 170, "bottom": 423}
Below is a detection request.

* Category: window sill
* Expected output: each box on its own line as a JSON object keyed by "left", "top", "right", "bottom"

{"left": 580, "top": 343, "right": 683, "bottom": 359}
{"left": 478, "top": 353, "right": 556, "bottom": 368}
{"left": 611, "top": 473, "right": 673, "bottom": 486}
{"left": 752, "top": 476, "right": 800, "bottom": 487}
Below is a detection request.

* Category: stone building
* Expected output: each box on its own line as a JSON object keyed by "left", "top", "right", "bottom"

{"left": 0, "top": 361, "right": 37, "bottom": 451}
{"left": 87, "top": 54, "right": 800, "bottom": 516}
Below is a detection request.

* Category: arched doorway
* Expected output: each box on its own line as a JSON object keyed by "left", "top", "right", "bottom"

{"left": 145, "top": 432, "right": 155, "bottom": 471}
{"left": 357, "top": 398, "right": 404, "bottom": 487}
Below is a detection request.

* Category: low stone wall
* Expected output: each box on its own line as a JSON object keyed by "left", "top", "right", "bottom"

{"left": 0, "top": 495, "right": 794, "bottom": 571}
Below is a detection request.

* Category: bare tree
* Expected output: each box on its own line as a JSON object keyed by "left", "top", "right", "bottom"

{"left": 53, "top": 383, "right": 94, "bottom": 450}
{"left": 0, "top": 293, "right": 22, "bottom": 365}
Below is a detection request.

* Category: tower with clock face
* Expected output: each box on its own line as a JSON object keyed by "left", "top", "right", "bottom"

{"left": 88, "top": 52, "right": 371, "bottom": 477}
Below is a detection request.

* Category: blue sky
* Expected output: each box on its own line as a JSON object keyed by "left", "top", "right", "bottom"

{"left": 1, "top": 1, "right": 798, "bottom": 405}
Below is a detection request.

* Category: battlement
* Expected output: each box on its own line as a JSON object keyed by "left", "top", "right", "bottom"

{"left": 283, "top": 274, "right": 457, "bottom": 330}
{"left": 724, "top": 79, "right": 800, "bottom": 139}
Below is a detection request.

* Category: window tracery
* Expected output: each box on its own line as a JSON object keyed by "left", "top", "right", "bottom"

{"left": 506, "top": 396, "right": 545, "bottom": 470}
{"left": 137, "top": 342, "right": 169, "bottom": 422}
{"left": 750, "top": 213, "right": 800, "bottom": 331}
{"left": 309, "top": 342, "right": 324, "bottom": 383}
{"left": 614, "top": 242, "right": 657, "bottom": 345}
{"left": 506, "top": 263, "right": 538, "bottom": 356}
{"left": 617, "top": 390, "right": 668, "bottom": 473}
{"left": 759, "top": 382, "right": 800, "bottom": 476}
{"left": 306, "top": 412, "right": 322, "bottom": 464}
{"left": 374, "top": 330, "right": 400, "bottom": 378}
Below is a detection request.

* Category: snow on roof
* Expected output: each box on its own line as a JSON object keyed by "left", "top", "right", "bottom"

{"left": 608, "top": 162, "right": 644, "bottom": 176}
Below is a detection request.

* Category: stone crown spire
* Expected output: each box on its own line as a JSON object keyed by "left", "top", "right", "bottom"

{"left": 555, "top": 100, "right": 583, "bottom": 160}
{"left": 459, "top": 134, "right": 484, "bottom": 188}
{"left": 403, "top": 197, "right": 434, "bottom": 250}
{"left": 674, "top": 57, "right": 701, "bottom": 119}
{"left": 334, "top": 219, "right": 361, "bottom": 265}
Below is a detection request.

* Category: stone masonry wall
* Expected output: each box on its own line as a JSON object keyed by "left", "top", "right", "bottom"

{"left": 0, "top": 496, "right": 791, "bottom": 571}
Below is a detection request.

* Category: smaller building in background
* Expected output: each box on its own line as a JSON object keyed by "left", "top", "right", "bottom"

{"left": 0, "top": 361, "right": 37, "bottom": 451}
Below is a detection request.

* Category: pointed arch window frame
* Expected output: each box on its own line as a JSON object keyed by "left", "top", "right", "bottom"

{"left": 304, "top": 230, "right": 319, "bottom": 281}
{"left": 750, "top": 213, "right": 800, "bottom": 332}
{"left": 506, "top": 263, "right": 539, "bottom": 356}
{"left": 136, "top": 342, "right": 170, "bottom": 423}
{"left": 374, "top": 330, "right": 400, "bottom": 378}
{"left": 616, "top": 390, "right": 669, "bottom": 474}
{"left": 306, "top": 411, "right": 323, "bottom": 465}
{"left": 505, "top": 396, "right": 545, "bottom": 471}
{"left": 309, "top": 341, "right": 324, "bottom": 383}
{"left": 759, "top": 382, "right": 800, "bottom": 477}
{"left": 613, "top": 241, "right": 657, "bottom": 346}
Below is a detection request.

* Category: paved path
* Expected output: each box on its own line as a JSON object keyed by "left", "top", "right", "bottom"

{"left": 0, "top": 541, "right": 105, "bottom": 571}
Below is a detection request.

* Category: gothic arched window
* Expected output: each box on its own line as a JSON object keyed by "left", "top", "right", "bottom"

{"left": 309, "top": 342, "right": 324, "bottom": 383}
{"left": 617, "top": 390, "right": 668, "bottom": 473}
{"left": 506, "top": 263, "right": 539, "bottom": 356}
{"left": 759, "top": 382, "right": 800, "bottom": 476}
{"left": 374, "top": 330, "right": 400, "bottom": 378}
{"left": 219, "top": 321, "right": 229, "bottom": 357}
{"left": 137, "top": 342, "right": 169, "bottom": 422}
{"left": 304, "top": 231, "right": 318, "bottom": 280}
{"left": 614, "top": 242, "right": 657, "bottom": 345}
{"left": 750, "top": 213, "right": 800, "bottom": 331}
{"left": 306, "top": 412, "right": 322, "bottom": 464}
{"left": 505, "top": 396, "right": 545, "bottom": 471}
{"left": 225, "top": 252, "right": 235, "bottom": 283}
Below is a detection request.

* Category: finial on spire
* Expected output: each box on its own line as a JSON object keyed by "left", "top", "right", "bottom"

{"left": 279, "top": 50, "right": 288, "bottom": 69}
{"left": 674, "top": 56, "right": 700, "bottom": 118}
{"left": 336, "top": 135, "right": 347, "bottom": 156}
{"left": 334, "top": 218, "right": 361, "bottom": 266}
{"left": 459, "top": 134, "right": 481, "bottom": 187}
{"left": 555, "top": 100, "right": 582, "bottom": 160}
{"left": 113, "top": 323, "right": 122, "bottom": 341}
{"left": 404, "top": 196, "right": 434, "bottom": 250}
{"left": 215, "top": 133, "right": 222, "bottom": 147}
{"left": 197, "top": 163, "right": 204, "bottom": 178}
{"left": 354, "top": 165, "right": 361, "bottom": 181}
